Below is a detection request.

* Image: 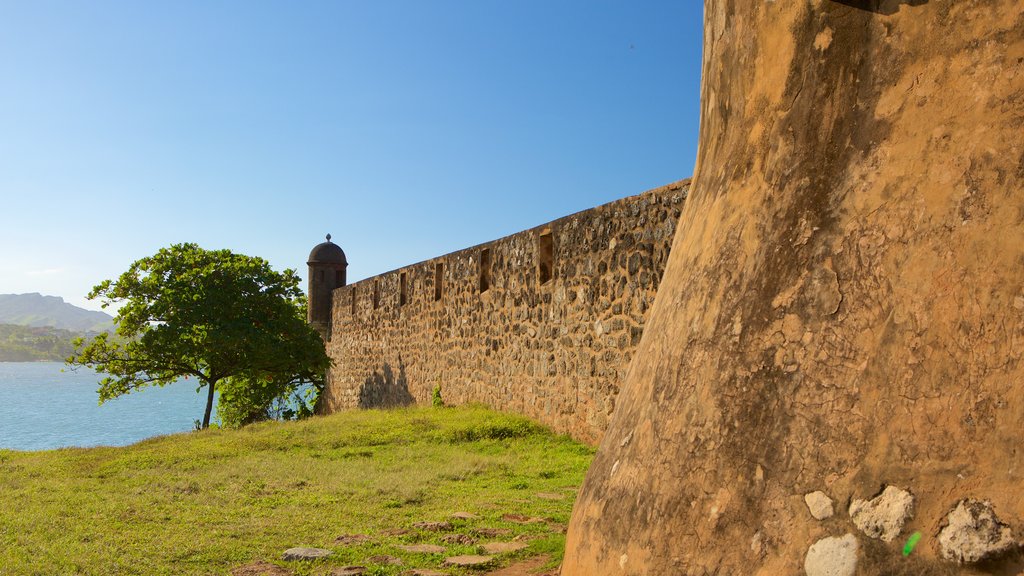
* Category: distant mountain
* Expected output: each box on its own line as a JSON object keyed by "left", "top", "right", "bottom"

{"left": 0, "top": 293, "right": 114, "bottom": 333}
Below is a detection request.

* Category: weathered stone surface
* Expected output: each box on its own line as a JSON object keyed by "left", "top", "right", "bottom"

{"left": 564, "top": 0, "right": 1024, "bottom": 574}
{"left": 804, "top": 534, "right": 858, "bottom": 576}
{"left": 282, "top": 547, "right": 332, "bottom": 561}
{"left": 398, "top": 544, "right": 446, "bottom": 554}
{"left": 319, "top": 182, "right": 686, "bottom": 443}
{"left": 413, "top": 521, "right": 453, "bottom": 532}
{"left": 938, "top": 499, "right": 1019, "bottom": 563}
{"left": 849, "top": 486, "right": 914, "bottom": 542}
{"left": 329, "top": 567, "right": 366, "bottom": 576}
{"left": 480, "top": 541, "right": 529, "bottom": 554}
{"left": 444, "top": 555, "right": 494, "bottom": 567}
{"left": 804, "top": 491, "right": 834, "bottom": 521}
{"left": 440, "top": 533, "right": 475, "bottom": 545}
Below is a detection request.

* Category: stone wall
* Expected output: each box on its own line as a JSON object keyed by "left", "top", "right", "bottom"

{"left": 564, "top": 1, "right": 1024, "bottom": 574}
{"left": 319, "top": 180, "right": 687, "bottom": 443}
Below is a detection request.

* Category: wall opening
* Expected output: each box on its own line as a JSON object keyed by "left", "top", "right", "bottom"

{"left": 351, "top": 286, "right": 357, "bottom": 315}
{"left": 538, "top": 230, "right": 554, "bottom": 284}
{"left": 336, "top": 270, "right": 345, "bottom": 287}
{"left": 373, "top": 280, "right": 380, "bottom": 310}
{"left": 479, "top": 248, "right": 491, "bottom": 293}
{"left": 434, "top": 262, "right": 444, "bottom": 301}
{"left": 400, "top": 272, "right": 408, "bottom": 306}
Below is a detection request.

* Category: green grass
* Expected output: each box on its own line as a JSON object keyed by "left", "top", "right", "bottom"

{"left": 0, "top": 405, "right": 595, "bottom": 575}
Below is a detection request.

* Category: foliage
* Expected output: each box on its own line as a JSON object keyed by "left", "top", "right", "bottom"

{"left": 0, "top": 405, "right": 594, "bottom": 575}
{"left": 67, "top": 243, "right": 330, "bottom": 428}
{"left": 431, "top": 384, "right": 444, "bottom": 408}
{"left": 216, "top": 376, "right": 318, "bottom": 429}
{"left": 0, "top": 323, "right": 80, "bottom": 362}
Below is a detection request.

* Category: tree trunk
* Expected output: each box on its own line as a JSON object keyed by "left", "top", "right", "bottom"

{"left": 563, "top": 1, "right": 1024, "bottom": 574}
{"left": 202, "top": 379, "right": 217, "bottom": 429}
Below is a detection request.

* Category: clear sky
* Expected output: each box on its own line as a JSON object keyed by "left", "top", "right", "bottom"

{"left": 0, "top": 1, "right": 703, "bottom": 312}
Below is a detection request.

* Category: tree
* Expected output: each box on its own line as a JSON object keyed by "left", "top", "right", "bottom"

{"left": 68, "top": 243, "right": 331, "bottom": 429}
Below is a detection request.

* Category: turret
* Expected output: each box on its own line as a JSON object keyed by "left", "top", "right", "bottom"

{"left": 307, "top": 234, "right": 348, "bottom": 340}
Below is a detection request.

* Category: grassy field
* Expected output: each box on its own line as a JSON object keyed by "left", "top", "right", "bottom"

{"left": 0, "top": 405, "right": 595, "bottom": 575}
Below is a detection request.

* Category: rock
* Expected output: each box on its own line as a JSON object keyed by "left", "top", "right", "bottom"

{"left": 444, "top": 555, "right": 495, "bottom": 567}
{"left": 367, "top": 555, "right": 403, "bottom": 565}
{"left": 380, "top": 528, "right": 411, "bottom": 536}
{"left": 450, "top": 511, "right": 478, "bottom": 520}
{"left": 282, "top": 547, "right": 333, "bottom": 561}
{"left": 398, "top": 544, "right": 446, "bottom": 554}
{"left": 750, "top": 532, "right": 764, "bottom": 556}
{"left": 413, "top": 521, "right": 453, "bottom": 531}
{"left": 938, "top": 499, "right": 1019, "bottom": 563}
{"left": 804, "top": 491, "right": 835, "bottom": 520}
{"left": 848, "top": 486, "right": 914, "bottom": 542}
{"left": 334, "top": 534, "right": 370, "bottom": 545}
{"left": 481, "top": 541, "right": 529, "bottom": 554}
{"left": 804, "top": 534, "right": 858, "bottom": 576}
{"left": 330, "top": 567, "right": 366, "bottom": 576}
{"left": 404, "top": 570, "right": 446, "bottom": 576}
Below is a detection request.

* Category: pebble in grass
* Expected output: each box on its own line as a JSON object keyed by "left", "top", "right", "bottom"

{"left": 475, "top": 528, "right": 513, "bottom": 538}
{"left": 230, "top": 561, "right": 293, "bottom": 576}
{"left": 441, "top": 533, "right": 476, "bottom": 545}
{"left": 282, "top": 547, "right": 332, "bottom": 561}
{"left": 329, "top": 567, "right": 366, "bottom": 576}
{"left": 501, "top": 513, "right": 545, "bottom": 524}
{"left": 444, "top": 555, "right": 495, "bottom": 567}
{"left": 367, "top": 554, "right": 403, "bottom": 565}
{"left": 481, "top": 542, "right": 529, "bottom": 554}
{"left": 413, "top": 521, "right": 453, "bottom": 531}
{"left": 399, "top": 544, "right": 446, "bottom": 554}
{"left": 334, "top": 534, "right": 370, "bottom": 545}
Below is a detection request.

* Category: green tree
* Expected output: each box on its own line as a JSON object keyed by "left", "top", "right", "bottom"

{"left": 68, "top": 243, "right": 330, "bottom": 429}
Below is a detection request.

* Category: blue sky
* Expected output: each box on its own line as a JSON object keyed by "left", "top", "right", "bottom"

{"left": 0, "top": 1, "right": 703, "bottom": 312}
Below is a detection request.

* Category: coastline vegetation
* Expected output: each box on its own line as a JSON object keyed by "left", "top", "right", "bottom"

{"left": 0, "top": 405, "right": 594, "bottom": 575}
{"left": 0, "top": 323, "right": 80, "bottom": 362}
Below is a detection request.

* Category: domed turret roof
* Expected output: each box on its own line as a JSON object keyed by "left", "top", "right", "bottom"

{"left": 308, "top": 234, "right": 348, "bottom": 265}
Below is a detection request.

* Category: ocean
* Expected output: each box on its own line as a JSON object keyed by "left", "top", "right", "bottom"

{"left": 0, "top": 362, "right": 216, "bottom": 451}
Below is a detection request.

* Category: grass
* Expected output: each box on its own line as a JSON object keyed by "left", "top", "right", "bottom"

{"left": 0, "top": 405, "right": 595, "bottom": 575}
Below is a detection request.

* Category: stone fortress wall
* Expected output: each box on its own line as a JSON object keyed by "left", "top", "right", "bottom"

{"left": 318, "top": 180, "right": 687, "bottom": 443}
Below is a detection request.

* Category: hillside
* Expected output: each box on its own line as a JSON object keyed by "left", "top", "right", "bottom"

{"left": 0, "top": 324, "right": 79, "bottom": 362}
{"left": 0, "top": 293, "right": 113, "bottom": 333}
{"left": 0, "top": 405, "right": 592, "bottom": 575}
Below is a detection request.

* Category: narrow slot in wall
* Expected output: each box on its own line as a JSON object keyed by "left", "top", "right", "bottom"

{"left": 479, "top": 248, "right": 491, "bottom": 293}
{"left": 538, "top": 230, "right": 554, "bottom": 284}
{"left": 434, "top": 262, "right": 444, "bottom": 301}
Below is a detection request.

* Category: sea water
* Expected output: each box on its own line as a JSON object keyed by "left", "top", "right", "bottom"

{"left": 0, "top": 362, "right": 216, "bottom": 451}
